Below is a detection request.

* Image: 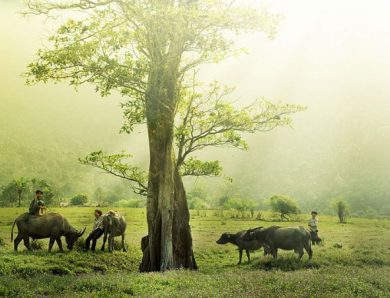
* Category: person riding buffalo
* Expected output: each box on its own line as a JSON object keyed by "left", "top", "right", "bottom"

{"left": 29, "top": 190, "right": 46, "bottom": 216}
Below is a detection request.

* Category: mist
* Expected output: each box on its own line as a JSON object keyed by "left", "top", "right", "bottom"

{"left": 1, "top": 0, "right": 389, "bottom": 215}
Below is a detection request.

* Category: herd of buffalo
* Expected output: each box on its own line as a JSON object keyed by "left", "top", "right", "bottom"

{"left": 9, "top": 212, "right": 319, "bottom": 265}
{"left": 11, "top": 212, "right": 127, "bottom": 252}
{"left": 217, "top": 226, "right": 319, "bottom": 264}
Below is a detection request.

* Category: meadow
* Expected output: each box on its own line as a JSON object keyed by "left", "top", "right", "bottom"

{"left": 0, "top": 207, "right": 389, "bottom": 297}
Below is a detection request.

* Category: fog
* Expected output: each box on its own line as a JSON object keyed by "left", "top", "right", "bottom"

{"left": 1, "top": 0, "right": 389, "bottom": 214}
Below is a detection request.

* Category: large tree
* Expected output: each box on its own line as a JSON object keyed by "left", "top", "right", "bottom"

{"left": 26, "top": 0, "right": 302, "bottom": 271}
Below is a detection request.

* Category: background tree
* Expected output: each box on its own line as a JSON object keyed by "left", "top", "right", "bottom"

{"left": 224, "top": 197, "right": 258, "bottom": 219}
{"left": 333, "top": 199, "right": 349, "bottom": 223}
{"left": 268, "top": 195, "right": 300, "bottom": 221}
{"left": 94, "top": 187, "right": 105, "bottom": 206}
{"left": 71, "top": 194, "right": 88, "bottom": 206}
{"left": 0, "top": 178, "right": 30, "bottom": 207}
{"left": 25, "top": 0, "right": 302, "bottom": 272}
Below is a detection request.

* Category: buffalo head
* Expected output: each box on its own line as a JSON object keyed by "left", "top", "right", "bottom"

{"left": 65, "top": 227, "right": 86, "bottom": 250}
{"left": 216, "top": 233, "right": 231, "bottom": 244}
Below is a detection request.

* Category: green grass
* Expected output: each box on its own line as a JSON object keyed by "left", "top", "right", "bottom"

{"left": 0, "top": 207, "right": 389, "bottom": 297}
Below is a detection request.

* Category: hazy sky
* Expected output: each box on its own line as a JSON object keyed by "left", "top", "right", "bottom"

{"left": 1, "top": 0, "right": 389, "bottom": 206}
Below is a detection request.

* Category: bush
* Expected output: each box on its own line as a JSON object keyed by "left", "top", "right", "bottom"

{"left": 268, "top": 195, "right": 300, "bottom": 221}
{"left": 332, "top": 199, "right": 349, "bottom": 223}
{"left": 71, "top": 194, "right": 88, "bottom": 206}
{"left": 117, "top": 199, "right": 146, "bottom": 208}
{"left": 223, "top": 198, "right": 257, "bottom": 218}
{"left": 188, "top": 197, "right": 209, "bottom": 210}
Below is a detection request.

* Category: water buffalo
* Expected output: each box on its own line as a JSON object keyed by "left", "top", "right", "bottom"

{"left": 11, "top": 213, "right": 86, "bottom": 252}
{"left": 310, "top": 231, "right": 322, "bottom": 246}
{"left": 101, "top": 212, "right": 127, "bottom": 252}
{"left": 244, "top": 226, "right": 312, "bottom": 260}
{"left": 216, "top": 227, "right": 267, "bottom": 264}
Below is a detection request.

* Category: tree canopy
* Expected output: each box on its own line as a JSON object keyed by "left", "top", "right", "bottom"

{"left": 268, "top": 195, "right": 300, "bottom": 221}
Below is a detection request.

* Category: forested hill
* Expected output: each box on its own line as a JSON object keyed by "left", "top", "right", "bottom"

{"left": 0, "top": 2, "right": 389, "bottom": 216}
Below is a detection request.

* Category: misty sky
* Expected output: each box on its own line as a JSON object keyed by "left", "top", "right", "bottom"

{"left": 1, "top": 0, "right": 389, "bottom": 209}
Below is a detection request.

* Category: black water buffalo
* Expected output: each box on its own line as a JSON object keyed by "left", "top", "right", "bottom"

{"left": 244, "top": 226, "right": 312, "bottom": 260}
{"left": 101, "top": 212, "right": 127, "bottom": 252}
{"left": 216, "top": 227, "right": 267, "bottom": 264}
{"left": 11, "top": 213, "right": 86, "bottom": 252}
{"left": 310, "top": 231, "right": 322, "bottom": 246}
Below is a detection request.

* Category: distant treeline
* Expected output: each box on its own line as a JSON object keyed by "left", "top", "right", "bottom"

{"left": 1, "top": 175, "right": 389, "bottom": 220}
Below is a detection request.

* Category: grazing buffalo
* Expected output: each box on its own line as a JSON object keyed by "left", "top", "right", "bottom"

{"left": 11, "top": 213, "right": 86, "bottom": 252}
{"left": 101, "top": 211, "right": 127, "bottom": 252}
{"left": 216, "top": 227, "right": 267, "bottom": 264}
{"left": 310, "top": 231, "right": 322, "bottom": 246}
{"left": 244, "top": 226, "right": 312, "bottom": 260}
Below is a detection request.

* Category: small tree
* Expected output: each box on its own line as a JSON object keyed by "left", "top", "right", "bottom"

{"left": 333, "top": 199, "right": 349, "bottom": 223}
{"left": 0, "top": 178, "right": 30, "bottom": 207}
{"left": 269, "top": 195, "right": 299, "bottom": 221}
{"left": 71, "top": 194, "right": 88, "bottom": 206}
{"left": 224, "top": 198, "right": 257, "bottom": 219}
{"left": 94, "top": 187, "right": 105, "bottom": 206}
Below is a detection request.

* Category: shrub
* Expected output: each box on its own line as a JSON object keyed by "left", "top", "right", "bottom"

{"left": 188, "top": 197, "right": 209, "bottom": 210}
{"left": 71, "top": 194, "right": 88, "bottom": 206}
{"left": 223, "top": 198, "right": 257, "bottom": 218}
{"left": 268, "top": 195, "right": 300, "bottom": 221}
{"left": 332, "top": 199, "right": 349, "bottom": 223}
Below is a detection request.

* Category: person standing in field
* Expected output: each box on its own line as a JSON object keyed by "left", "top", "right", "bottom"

{"left": 28, "top": 190, "right": 46, "bottom": 216}
{"left": 84, "top": 209, "right": 104, "bottom": 251}
{"left": 308, "top": 211, "right": 321, "bottom": 245}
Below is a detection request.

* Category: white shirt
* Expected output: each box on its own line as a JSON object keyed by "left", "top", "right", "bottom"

{"left": 93, "top": 216, "right": 104, "bottom": 230}
{"left": 308, "top": 217, "right": 318, "bottom": 231}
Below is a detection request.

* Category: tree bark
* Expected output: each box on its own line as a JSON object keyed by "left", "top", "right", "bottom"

{"left": 139, "top": 58, "right": 197, "bottom": 272}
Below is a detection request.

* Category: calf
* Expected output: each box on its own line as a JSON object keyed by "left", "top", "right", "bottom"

{"left": 216, "top": 227, "right": 266, "bottom": 264}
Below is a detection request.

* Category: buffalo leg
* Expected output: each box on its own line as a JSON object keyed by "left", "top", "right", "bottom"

{"left": 245, "top": 249, "right": 251, "bottom": 263}
{"left": 56, "top": 237, "right": 64, "bottom": 252}
{"left": 304, "top": 242, "right": 313, "bottom": 260}
{"left": 108, "top": 235, "right": 114, "bottom": 252}
{"left": 298, "top": 247, "right": 304, "bottom": 260}
{"left": 122, "top": 234, "right": 127, "bottom": 252}
{"left": 14, "top": 234, "right": 23, "bottom": 251}
{"left": 23, "top": 236, "right": 32, "bottom": 251}
{"left": 238, "top": 248, "right": 243, "bottom": 264}
{"left": 272, "top": 248, "right": 278, "bottom": 259}
{"left": 101, "top": 232, "right": 107, "bottom": 251}
{"left": 48, "top": 237, "right": 55, "bottom": 252}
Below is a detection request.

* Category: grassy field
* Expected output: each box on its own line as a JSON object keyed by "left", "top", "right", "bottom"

{"left": 0, "top": 207, "right": 389, "bottom": 297}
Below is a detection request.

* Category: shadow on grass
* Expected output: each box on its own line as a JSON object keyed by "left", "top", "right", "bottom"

{"left": 249, "top": 256, "right": 322, "bottom": 271}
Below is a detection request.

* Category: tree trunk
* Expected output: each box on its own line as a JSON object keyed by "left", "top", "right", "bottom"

{"left": 139, "top": 60, "right": 197, "bottom": 272}
{"left": 17, "top": 190, "right": 22, "bottom": 208}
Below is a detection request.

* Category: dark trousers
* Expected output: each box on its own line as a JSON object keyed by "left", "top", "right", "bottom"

{"left": 85, "top": 228, "right": 104, "bottom": 250}
{"left": 310, "top": 230, "right": 321, "bottom": 245}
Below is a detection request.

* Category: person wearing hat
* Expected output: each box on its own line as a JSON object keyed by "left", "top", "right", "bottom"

{"left": 28, "top": 190, "right": 46, "bottom": 216}
{"left": 308, "top": 211, "right": 320, "bottom": 245}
